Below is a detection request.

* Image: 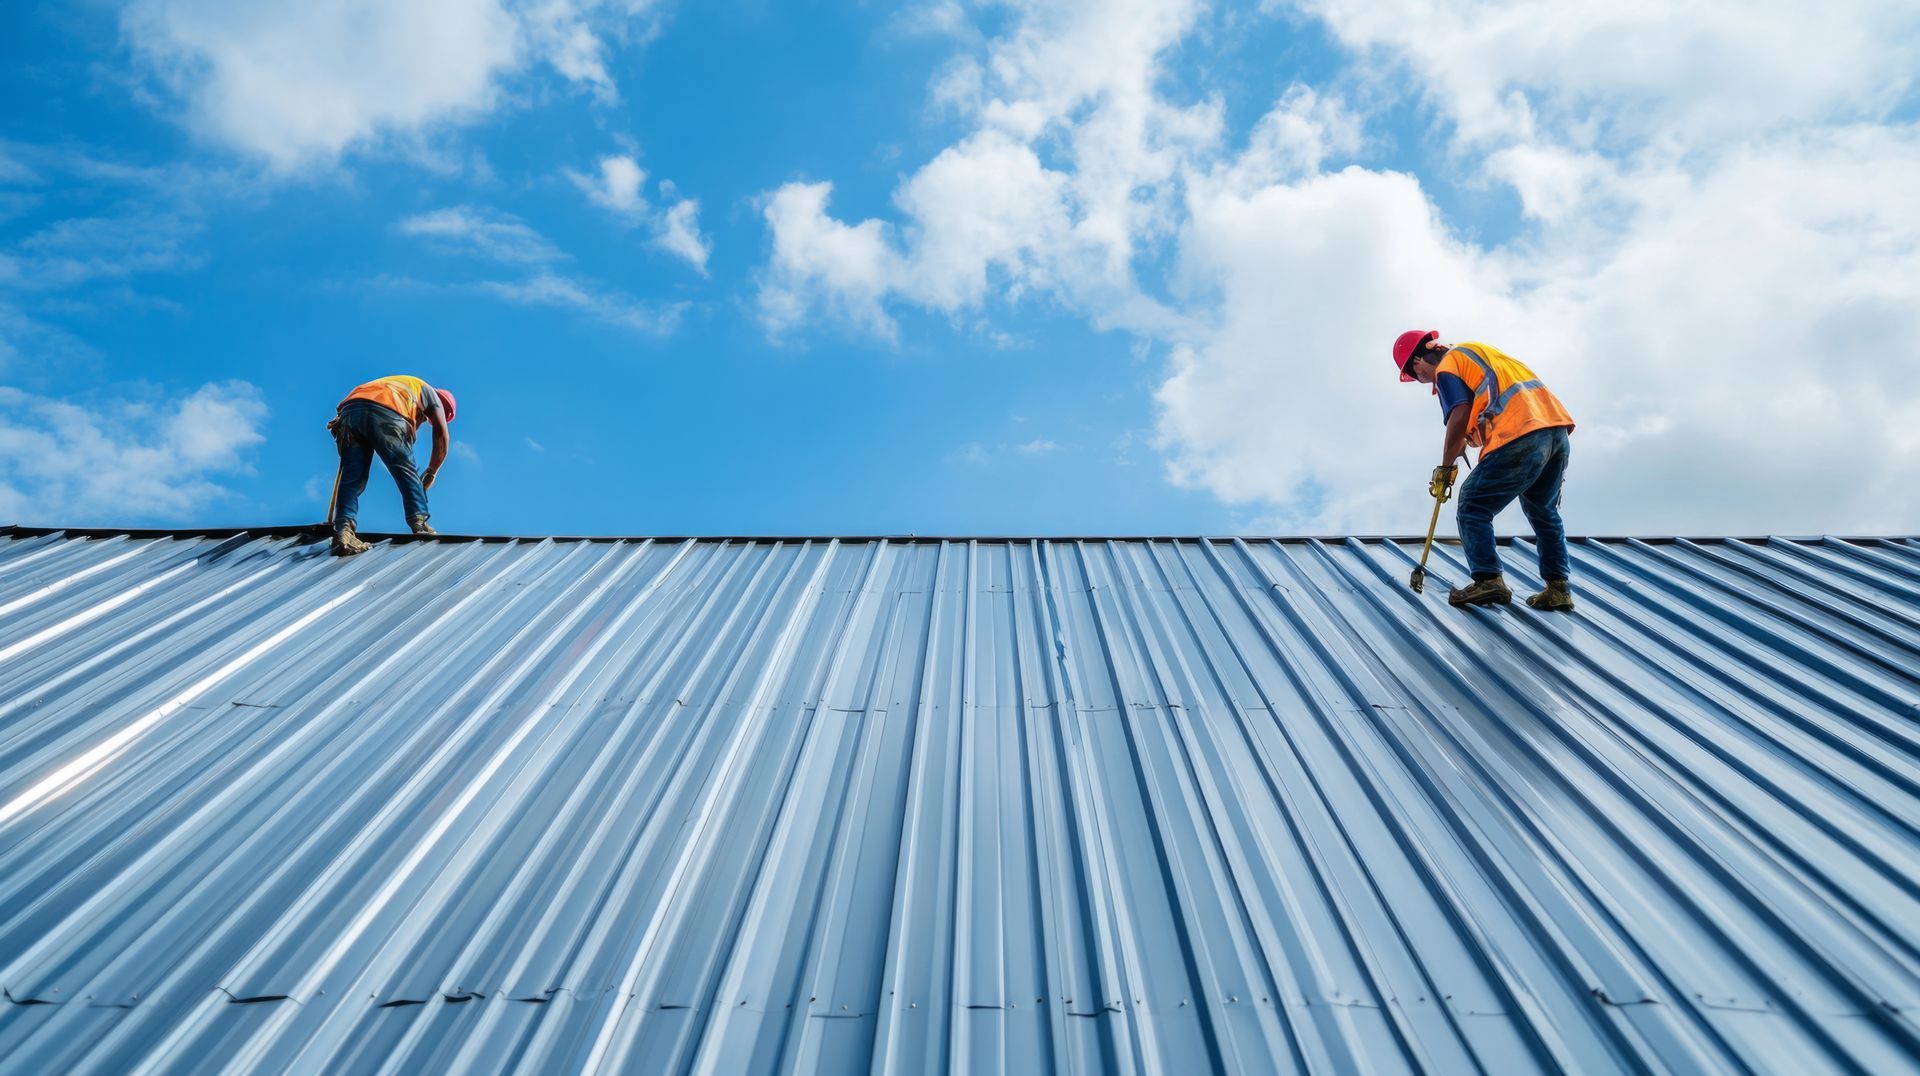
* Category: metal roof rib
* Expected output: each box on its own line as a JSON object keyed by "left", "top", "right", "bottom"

{"left": 1, "top": 531, "right": 1917, "bottom": 1073}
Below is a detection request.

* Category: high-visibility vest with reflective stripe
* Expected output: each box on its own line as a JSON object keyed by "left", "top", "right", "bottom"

{"left": 340, "top": 375, "right": 430, "bottom": 428}
{"left": 1437, "top": 342, "right": 1574, "bottom": 458}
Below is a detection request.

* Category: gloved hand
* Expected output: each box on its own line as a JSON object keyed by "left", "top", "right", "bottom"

{"left": 1429, "top": 464, "right": 1457, "bottom": 501}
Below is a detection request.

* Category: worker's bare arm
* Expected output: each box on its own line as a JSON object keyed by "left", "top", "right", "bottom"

{"left": 421, "top": 383, "right": 450, "bottom": 489}
{"left": 1441, "top": 403, "right": 1471, "bottom": 466}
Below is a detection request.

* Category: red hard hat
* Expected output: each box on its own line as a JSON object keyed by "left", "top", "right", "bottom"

{"left": 436, "top": 388, "right": 456, "bottom": 423}
{"left": 1393, "top": 329, "right": 1437, "bottom": 381}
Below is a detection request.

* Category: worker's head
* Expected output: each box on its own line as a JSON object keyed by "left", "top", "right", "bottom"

{"left": 435, "top": 388, "right": 457, "bottom": 423}
{"left": 1392, "top": 329, "right": 1443, "bottom": 384}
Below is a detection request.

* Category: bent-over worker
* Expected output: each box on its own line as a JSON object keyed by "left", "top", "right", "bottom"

{"left": 1393, "top": 330, "right": 1576, "bottom": 610}
{"left": 327, "top": 374, "right": 455, "bottom": 557}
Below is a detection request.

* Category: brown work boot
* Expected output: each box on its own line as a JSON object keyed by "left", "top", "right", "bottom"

{"left": 1448, "top": 575, "right": 1513, "bottom": 607}
{"left": 331, "top": 520, "right": 371, "bottom": 557}
{"left": 1526, "top": 579, "right": 1576, "bottom": 612}
{"left": 409, "top": 514, "right": 437, "bottom": 536}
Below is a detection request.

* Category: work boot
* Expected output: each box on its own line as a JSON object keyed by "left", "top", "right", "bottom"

{"left": 409, "top": 514, "right": 437, "bottom": 537}
{"left": 1526, "top": 579, "right": 1576, "bottom": 612}
{"left": 331, "top": 520, "right": 371, "bottom": 557}
{"left": 1448, "top": 575, "right": 1513, "bottom": 607}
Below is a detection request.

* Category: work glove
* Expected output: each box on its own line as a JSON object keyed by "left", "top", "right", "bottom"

{"left": 1429, "top": 464, "right": 1457, "bottom": 501}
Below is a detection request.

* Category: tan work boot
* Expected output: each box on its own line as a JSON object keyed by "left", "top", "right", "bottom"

{"left": 409, "top": 514, "right": 437, "bottom": 536}
{"left": 1526, "top": 579, "right": 1576, "bottom": 611}
{"left": 331, "top": 520, "right": 371, "bottom": 557}
{"left": 1448, "top": 574, "right": 1513, "bottom": 607}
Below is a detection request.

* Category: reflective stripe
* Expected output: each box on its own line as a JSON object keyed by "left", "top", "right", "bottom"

{"left": 1455, "top": 345, "right": 1497, "bottom": 383}
{"left": 1453, "top": 346, "right": 1497, "bottom": 440}
{"left": 1452, "top": 345, "right": 1548, "bottom": 434}
{"left": 1444, "top": 341, "right": 1573, "bottom": 459}
{"left": 1482, "top": 378, "right": 1544, "bottom": 423}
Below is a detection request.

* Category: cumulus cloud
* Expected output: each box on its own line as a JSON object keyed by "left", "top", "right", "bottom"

{"left": 759, "top": 182, "right": 901, "bottom": 338}
{"left": 1286, "top": 0, "right": 1920, "bottom": 149}
{"left": 569, "top": 154, "right": 711, "bottom": 272}
{"left": 1157, "top": 2, "right": 1920, "bottom": 532}
{"left": 757, "top": 0, "right": 1209, "bottom": 336}
{"left": 397, "top": 205, "right": 562, "bottom": 263}
{"left": 1158, "top": 165, "right": 1520, "bottom": 525}
{"left": 758, "top": 0, "right": 1920, "bottom": 533}
{"left": 0, "top": 381, "right": 266, "bottom": 523}
{"left": 122, "top": 0, "right": 664, "bottom": 171}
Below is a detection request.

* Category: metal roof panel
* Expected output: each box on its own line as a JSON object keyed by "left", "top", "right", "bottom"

{"left": 1, "top": 529, "right": 1917, "bottom": 1073}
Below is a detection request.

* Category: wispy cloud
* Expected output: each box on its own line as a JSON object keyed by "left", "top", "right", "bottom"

{"left": 2, "top": 212, "right": 204, "bottom": 292}
{"left": 397, "top": 206, "right": 563, "bottom": 264}
{"left": 0, "top": 140, "right": 226, "bottom": 373}
{"left": 477, "top": 271, "right": 684, "bottom": 334}
{"left": 950, "top": 441, "right": 989, "bottom": 465}
{"left": 950, "top": 437, "right": 1070, "bottom": 465}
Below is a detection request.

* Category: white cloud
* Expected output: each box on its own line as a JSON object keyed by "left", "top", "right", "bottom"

{"left": 655, "top": 197, "right": 709, "bottom": 273}
{"left": 301, "top": 472, "right": 331, "bottom": 507}
{"left": 0, "top": 381, "right": 266, "bottom": 523}
{"left": 756, "top": 0, "right": 1209, "bottom": 336}
{"left": 397, "top": 205, "right": 562, "bottom": 263}
{"left": 1286, "top": 0, "right": 1920, "bottom": 150}
{"left": 477, "top": 270, "right": 684, "bottom": 334}
{"left": 2, "top": 212, "right": 204, "bottom": 290}
{"left": 1158, "top": 165, "right": 1521, "bottom": 525}
{"left": 122, "top": 0, "right": 665, "bottom": 171}
{"left": 570, "top": 154, "right": 711, "bottom": 273}
{"left": 949, "top": 436, "right": 1069, "bottom": 464}
{"left": 894, "top": 130, "right": 1074, "bottom": 309}
{"left": 758, "top": 1, "right": 1920, "bottom": 533}
{"left": 758, "top": 181, "right": 901, "bottom": 338}
{"left": 1148, "top": 2, "right": 1920, "bottom": 532}
{"left": 573, "top": 154, "right": 647, "bottom": 214}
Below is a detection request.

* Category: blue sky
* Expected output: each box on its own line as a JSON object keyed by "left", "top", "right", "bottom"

{"left": 4, "top": 1, "right": 1918, "bottom": 536}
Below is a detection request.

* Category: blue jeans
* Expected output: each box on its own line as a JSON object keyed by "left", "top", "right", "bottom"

{"left": 331, "top": 401, "right": 428, "bottom": 527}
{"left": 1456, "top": 426, "right": 1571, "bottom": 582}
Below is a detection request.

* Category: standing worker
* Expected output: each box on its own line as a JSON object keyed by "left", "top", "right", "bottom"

{"left": 327, "top": 374, "right": 455, "bottom": 557}
{"left": 1393, "top": 331, "right": 1576, "bottom": 610}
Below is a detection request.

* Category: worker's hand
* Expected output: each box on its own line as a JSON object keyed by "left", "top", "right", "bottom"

{"left": 1429, "top": 464, "right": 1457, "bottom": 501}
{"left": 423, "top": 469, "right": 437, "bottom": 491}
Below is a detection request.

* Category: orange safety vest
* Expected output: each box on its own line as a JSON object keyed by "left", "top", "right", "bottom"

{"left": 340, "top": 375, "right": 431, "bottom": 428}
{"left": 1436, "top": 342, "right": 1574, "bottom": 458}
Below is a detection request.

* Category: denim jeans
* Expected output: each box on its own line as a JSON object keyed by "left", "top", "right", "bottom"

{"left": 1456, "top": 426, "right": 1571, "bottom": 582}
{"left": 331, "top": 401, "right": 428, "bottom": 527}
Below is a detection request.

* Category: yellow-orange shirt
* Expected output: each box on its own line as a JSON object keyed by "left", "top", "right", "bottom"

{"left": 340, "top": 375, "right": 431, "bottom": 428}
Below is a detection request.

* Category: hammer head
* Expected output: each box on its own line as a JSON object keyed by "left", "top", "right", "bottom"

{"left": 1409, "top": 567, "right": 1426, "bottom": 593}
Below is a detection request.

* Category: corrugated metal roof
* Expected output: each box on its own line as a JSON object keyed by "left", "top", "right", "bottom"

{"left": 2, "top": 526, "right": 1918, "bottom": 1074}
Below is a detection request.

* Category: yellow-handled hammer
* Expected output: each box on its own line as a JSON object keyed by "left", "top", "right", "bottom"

{"left": 1409, "top": 463, "right": 1457, "bottom": 593}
